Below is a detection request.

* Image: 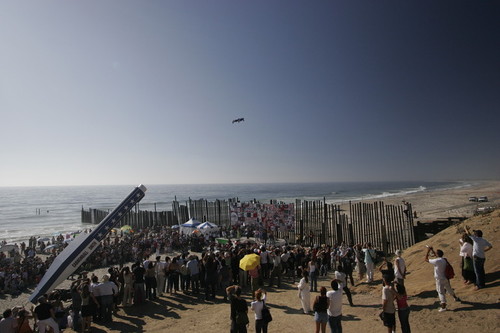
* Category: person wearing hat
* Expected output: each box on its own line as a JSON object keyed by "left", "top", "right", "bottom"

{"left": 95, "top": 275, "right": 118, "bottom": 322}
{"left": 465, "top": 226, "right": 493, "bottom": 290}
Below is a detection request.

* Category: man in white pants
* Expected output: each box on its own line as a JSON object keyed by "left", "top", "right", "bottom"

{"left": 34, "top": 296, "right": 60, "bottom": 333}
{"left": 362, "top": 243, "right": 376, "bottom": 283}
{"left": 425, "top": 246, "right": 460, "bottom": 312}
{"left": 155, "top": 256, "right": 167, "bottom": 296}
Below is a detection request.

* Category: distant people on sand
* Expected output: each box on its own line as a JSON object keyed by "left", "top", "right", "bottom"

{"left": 465, "top": 226, "right": 493, "bottom": 290}
{"left": 425, "top": 246, "right": 460, "bottom": 312}
{"left": 402, "top": 200, "right": 410, "bottom": 218}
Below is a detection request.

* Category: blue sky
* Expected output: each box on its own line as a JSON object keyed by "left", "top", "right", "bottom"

{"left": 1, "top": 1, "right": 499, "bottom": 186}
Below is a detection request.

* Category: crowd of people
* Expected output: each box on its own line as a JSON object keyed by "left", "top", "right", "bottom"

{"left": 0, "top": 223, "right": 494, "bottom": 333}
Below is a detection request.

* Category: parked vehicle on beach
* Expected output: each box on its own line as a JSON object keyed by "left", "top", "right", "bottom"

{"left": 478, "top": 196, "right": 489, "bottom": 202}
{"left": 475, "top": 206, "right": 493, "bottom": 214}
{"left": 468, "top": 197, "right": 478, "bottom": 202}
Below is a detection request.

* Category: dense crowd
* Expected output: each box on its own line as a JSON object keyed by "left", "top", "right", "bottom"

{"left": 0, "top": 224, "right": 493, "bottom": 333}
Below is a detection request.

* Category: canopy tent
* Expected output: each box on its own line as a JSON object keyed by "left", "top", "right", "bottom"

{"left": 197, "top": 221, "right": 219, "bottom": 234}
{"left": 182, "top": 218, "right": 202, "bottom": 227}
{"left": 181, "top": 218, "right": 202, "bottom": 234}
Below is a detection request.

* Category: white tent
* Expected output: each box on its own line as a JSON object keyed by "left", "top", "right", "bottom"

{"left": 197, "top": 221, "right": 219, "bottom": 234}
{"left": 181, "top": 218, "right": 202, "bottom": 234}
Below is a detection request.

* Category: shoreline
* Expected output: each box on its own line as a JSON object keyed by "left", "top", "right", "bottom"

{"left": 2, "top": 180, "right": 499, "bottom": 245}
{"left": 337, "top": 180, "right": 500, "bottom": 221}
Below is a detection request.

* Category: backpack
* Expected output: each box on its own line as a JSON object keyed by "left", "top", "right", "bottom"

{"left": 313, "top": 295, "right": 328, "bottom": 313}
{"left": 444, "top": 258, "right": 455, "bottom": 279}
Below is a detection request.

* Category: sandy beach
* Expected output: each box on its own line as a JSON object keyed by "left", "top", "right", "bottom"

{"left": 1, "top": 181, "right": 499, "bottom": 332}
{"left": 338, "top": 180, "right": 500, "bottom": 221}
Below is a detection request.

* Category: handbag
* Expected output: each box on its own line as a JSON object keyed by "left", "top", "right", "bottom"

{"left": 261, "top": 301, "right": 273, "bottom": 323}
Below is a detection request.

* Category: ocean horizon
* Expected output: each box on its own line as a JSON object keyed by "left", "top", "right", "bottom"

{"left": 0, "top": 181, "right": 474, "bottom": 244}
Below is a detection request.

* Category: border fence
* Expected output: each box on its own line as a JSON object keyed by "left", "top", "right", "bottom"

{"left": 82, "top": 197, "right": 424, "bottom": 253}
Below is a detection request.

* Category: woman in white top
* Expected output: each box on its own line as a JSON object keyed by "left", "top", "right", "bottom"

{"left": 121, "top": 266, "right": 134, "bottom": 307}
{"left": 459, "top": 233, "right": 475, "bottom": 285}
{"left": 251, "top": 288, "right": 269, "bottom": 333}
{"left": 297, "top": 271, "right": 311, "bottom": 314}
{"left": 308, "top": 259, "right": 318, "bottom": 292}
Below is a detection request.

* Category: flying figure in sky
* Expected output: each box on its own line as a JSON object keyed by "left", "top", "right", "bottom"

{"left": 232, "top": 117, "right": 245, "bottom": 124}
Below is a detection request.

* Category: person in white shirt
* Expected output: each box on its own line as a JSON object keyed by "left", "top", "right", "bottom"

{"left": 326, "top": 280, "right": 343, "bottom": 333}
{"left": 250, "top": 288, "right": 269, "bottom": 333}
{"left": 334, "top": 265, "right": 353, "bottom": 306}
{"left": 362, "top": 243, "right": 376, "bottom": 283}
{"left": 297, "top": 271, "right": 311, "bottom": 314}
{"left": 393, "top": 250, "right": 406, "bottom": 286}
{"left": 465, "top": 227, "right": 493, "bottom": 290}
{"left": 425, "top": 246, "right": 460, "bottom": 312}
{"left": 187, "top": 256, "right": 200, "bottom": 293}
{"left": 95, "top": 275, "right": 118, "bottom": 322}
{"left": 155, "top": 256, "right": 167, "bottom": 296}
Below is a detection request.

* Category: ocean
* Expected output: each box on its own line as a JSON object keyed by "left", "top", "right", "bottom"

{"left": 0, "top": 181, "right": 472, "bottom": 244}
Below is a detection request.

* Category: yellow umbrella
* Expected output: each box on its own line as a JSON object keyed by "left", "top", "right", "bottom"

{"left": 239, "top": 253, "right": 260, "bottom": 271}
{"left": 120, "top": 225, "right": 133, "bottom": 233}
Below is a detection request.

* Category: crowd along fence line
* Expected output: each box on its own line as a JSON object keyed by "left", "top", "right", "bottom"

{"left": 82, "top": 198, "right": 422, "bottom": 253}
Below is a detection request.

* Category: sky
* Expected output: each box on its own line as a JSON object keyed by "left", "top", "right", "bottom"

{"left": 0, "top": 1, "right": 499, "bottom": 186}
